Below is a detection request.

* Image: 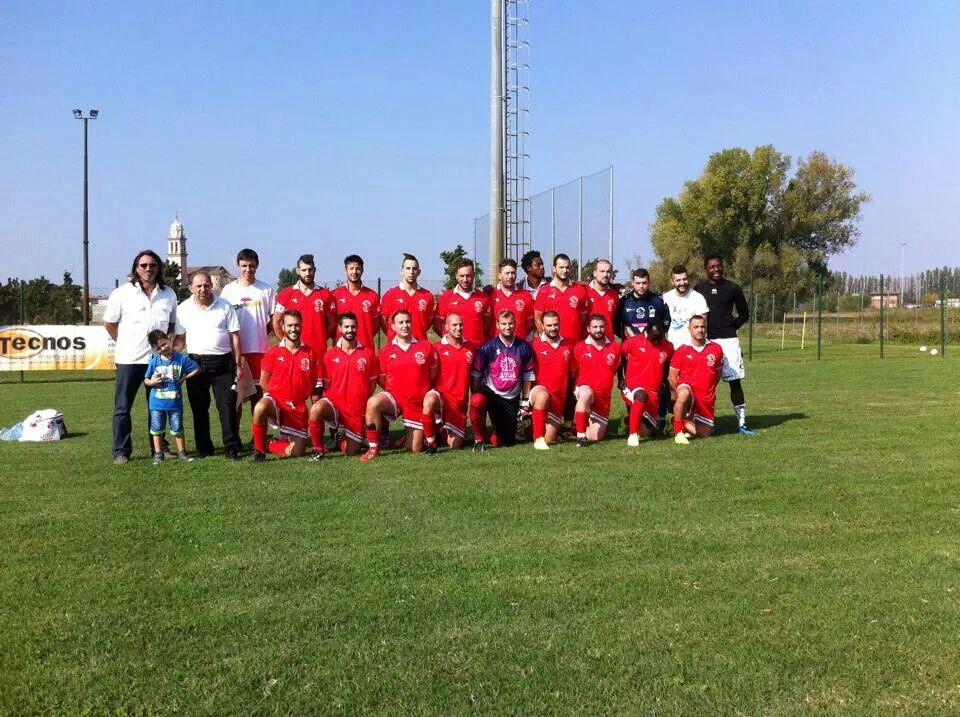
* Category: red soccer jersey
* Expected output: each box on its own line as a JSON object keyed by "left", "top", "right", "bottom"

{"left": 323, "top": 343, "right": 378, "bottom": 416}
{"left": 622, "top": 333, "right": 675, "bottom": 391}
{"left": 332, "top": 285, "right": 381, "bottom": 350}
{"left": 274, "top": 285, "right": 336, "bottom": 355}
{"left": 436, "top": 289, "right": 491, "bottom": 345}
{"left": 262, "top": 343, "right": 322, "bottom": 403}
{"left": 432, "top": 337, "right": 476, "bottom": 407}
{"left": 381, "top": 286, "right": 435, "bottom": 341}
{"left": 490, "top": 287, "right": 535, "bottom": 338}
{"left": 586, "top": 284, "right": 619, "bottom": 338}
{"left": 535, "top": 282, "right": 589, "bottom": 341}
{"left": 377, "top": 338, "right": 438, "bottom": 403}
{"left": 669, "top": 341, "right": 724, "bottom": 404}
{"left": 571, "top": 338, "right": 622, "bottom": 397}
{"left": 531, "top": 336, "right": 574, "bottom": 394}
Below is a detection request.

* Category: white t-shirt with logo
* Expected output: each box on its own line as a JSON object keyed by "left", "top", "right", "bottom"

{"left": 103, "top": 282, "right": 179, "bottom": 364}
{"left": 175, "top": 296, "right": 240, "bottom": 356}
{"left": 663, "top": 288, "right": 709, "bottom": 347}
{"left": 220, "top": 279, "right": 275, "bottom": 355}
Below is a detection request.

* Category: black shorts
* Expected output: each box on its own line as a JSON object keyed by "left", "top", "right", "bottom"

{"left": 479, "top": 385, "right": 520, "bottom": 446}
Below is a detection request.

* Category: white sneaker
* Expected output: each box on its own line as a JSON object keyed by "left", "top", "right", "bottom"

{"left": 627, "top": 433, "right": 640, "bottom": 447}
{"left": 533, "top": 437, "right": 550, "bottom": 450}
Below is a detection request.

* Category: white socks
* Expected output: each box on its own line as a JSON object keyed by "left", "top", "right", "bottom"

{"left": 734, "top": 404, "right": 746, "bottom": 427}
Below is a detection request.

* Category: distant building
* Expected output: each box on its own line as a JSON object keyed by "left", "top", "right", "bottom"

{"left": 166, "top": 216, "right": 235, "bottom": 293}
{"left": 869, "top": 292, "right": 899, "bottom": 309}
{"left": 935, "top": 297, "right": 960, "bottom": 309}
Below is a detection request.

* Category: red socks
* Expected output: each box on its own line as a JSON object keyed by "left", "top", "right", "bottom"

{"left": 574, "top": 410, "right": 589, "bottom": 436}
{"left": 365, "top": 426, "right": 380, "bottom": 451}
{"left": 309, "top": 420, "right": 325, "bottom": 453}
{"left": 674, "top": 417, "right": 686, "bottom": 435}
{"left": 252, "top": 423, "right": 268, "bottom": 454}
{"left": 469, "top": 393, "right": 487, "bottom": 442}
{"left": 422, "top": 411, "right": 436, "bottom": 444}
{"left": 532, "top": 408, "right": 547, "bottom": 440}
{"left": 268, "top": 438, "right": 289, "bottom": 456}
{"left": 628, "top": 399, "right": 643, "bottom": 435}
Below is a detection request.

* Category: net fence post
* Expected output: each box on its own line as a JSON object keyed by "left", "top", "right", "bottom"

{"left": 577, "top": 175, "right": 583, "bottom": 278}
{"left": 19, "top": 278, "right": 25, "bottom": 383}
{"left": 748, "top": 279, "right": 755, "bottom": 362}
{"left": 941, "top": 273, "right": 947, "bottom": 357}
{"left": 376, "top": 277, "right": 382, "bottom": 351}
{"left": 879, "top": 273, "right": 885, "bottom": 359}
{"left": 608, "top": 165, "right": 614, "bottom": 261}
{"left": 817, "top": 272, "right": 823, "bottom": 360}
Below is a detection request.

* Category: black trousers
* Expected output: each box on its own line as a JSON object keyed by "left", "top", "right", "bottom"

{"left": 480, "top": 385, "right": 520, "bottom": 447}
{"left": 112, "top": 363, "right": 150, "bottom": 458}
{"left": 186, "top": 354, "right": 240, "bottom": 455}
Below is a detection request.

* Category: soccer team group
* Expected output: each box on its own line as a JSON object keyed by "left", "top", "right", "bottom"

{"left": 132, "top": 248, "right": 756, "bottom": 464}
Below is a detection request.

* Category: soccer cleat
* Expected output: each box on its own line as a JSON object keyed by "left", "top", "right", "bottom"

{"left": 178, "top": 451, "right": 193, "bottom": 462}
{"left": 359, "top": 448, "right": 379, "bottom": 463}
{"left": 674, "top": 431, "right": 690, "bottom": 445}
{"left": 251, "top": 450, "right": 267, "bottom": 463}
{"left": 310, "top": 450, "right": 326, "bottom": 461}
{"left": 627, "top": 433, "right": 640, "bottom": 447}
{"left": 576, "top": 436, "right": 589, "bottom": 448}
{"left": 225, "top": 450, "right": 243, "bottom": 461}
{"left": 422, "top": 443, "right": 437, "bottom": 456}
{"left": 738, "top": 425, "right": 757, "bottom": 436}
{"left": 533, "top": 437, "right": 550, "bottom": 451}
{"left": 152, "top": 453, "right": 164, "bottom": 467}
{"left": 472, "top": 440, "right": 486, "bottom": 453}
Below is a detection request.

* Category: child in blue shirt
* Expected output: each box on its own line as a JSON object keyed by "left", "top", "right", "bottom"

{"left": 144, "top": 330, "right": 200, "bottom": 465}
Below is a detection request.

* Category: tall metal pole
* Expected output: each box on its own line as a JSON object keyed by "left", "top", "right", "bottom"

{"left": 899, "top": 241, "right": 906, "bottom": 306}
{"left": 577, "top": 175, "right": 583, "bottom": 278}
{"left": 550, "top": 187, "right": 556, "bottom": 260}
{"left": 82, "top": 118, "right": 90, "bottom": 325}
{"left": 879, "top": 274, "right": 885, "bottom": 359}
{"left": 488, "top": 0, "right": 505, "bottom": 274}
{"left": 608, "top": 165, "right": 614, "bottom": 261}
{"left": 941, "top": 274, "right": 947, "bottom": 357}
{"left": 816, "top": 272, "right": 823, "bottom": 360}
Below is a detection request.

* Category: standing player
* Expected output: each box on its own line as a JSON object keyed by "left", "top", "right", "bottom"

{"left": 621, "top": 321, "right": 674, "bottom": 446}
{"left": 616, "top": 268, "right": 670, "bottom": 338}
{"left": 517, "top": 250, "right": 550, "bottom": 300}
{"left": 489, "top": 259, "right": 535, "bottom": 339}
{"left": 381, "top": 253, "right": 435, "bottom": 341}
{"left": 694, "top": 255, "right": 755, "bottom": 435}
{"left": 250, "top": 310, "right": 323, "bottom": 461}
{"left": 469, "top": 310, "right": 535, "bottom": 451}
{"left": 534, "top": 253, "right": 588, "bottom": 339}
{"left": 570, "top": 315, "right": 622, "bottom": 446}
{"left": 360, "top": 310, "right": 437, "bottom": 462}
{"left": 668, "top": 315, "right": 723, "bottom": 444}
{"left": 308, "top": 313, "right": 378, "bottom": 458}
{"left": 332, "top": 254, "right": 381, "bottom": 350}
{"left": 528, "top": 310, "right": 574, "bottom": 450}
{"left": 422, "top": 313, "right": 476, "bottom": 453}
{"left": 585, "top": 259, "right": 619, "bottom": 339}
{"left": 435, "top": 258, "right": 491, "bottom": 345}
{"left": 663, "top": 264, "right": 709, "bottom": 348}
{"left": 273, "top": 254, "right": 336, "bottom": 355}
{"left": 221, "top": 248, "right": 275, "bottom": 423}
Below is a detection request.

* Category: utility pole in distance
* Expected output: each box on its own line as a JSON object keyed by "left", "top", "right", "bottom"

{"left": 489, "top": 0, "right": 505, "bottom": 273}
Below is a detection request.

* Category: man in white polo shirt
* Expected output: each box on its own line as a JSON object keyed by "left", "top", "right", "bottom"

{"left": 175, "top": 271, "right": 244, "bottom": 460}
{"left": 220, "top": 248, "right": 275, "bottom": 423}
{"left": 103, "top": 250, "right": 179, "bottom": 465}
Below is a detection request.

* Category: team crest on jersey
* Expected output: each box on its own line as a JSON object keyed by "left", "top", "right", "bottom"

{"left": 299, "top": 357, "right": 311, "bottom": 371}
{"left": 474, "top": 300, "right": 484, "bottom": 312}
{"left": 515, "top": 299, "right": 525, "bottom": 311}
{"left": 569, "top": 296, "right": 580, "bottom": 308}
{"left": 707, "top": 354, "right": 717, "bottom": 367}
{"left": 313, "top": 298, "right": 323, "bottom": 312}
{"left": 659, "top": 351, "right": 667, "bottom": 363}
{"left": 466, "top": 351, "right": 474, "bottom": 361}
{"left": 607, "top": 299, "right": 615, "bottom": 311}
{"left": 418, "top": 298, "right": 428, "bottom": 311}
{"left": 605, "top": 352, "right": 616, "bottom": 366}
{"left": 356, "top": 357, "right": 367, "bottom": 372}
{"left": 361, "top": 299, "right": 372, "bottom": 312}
{"left": 414, "top": 351, "right": 426, "bottom": 365}
{"left": 563, "top": 350, "right": 570, "bottom": 360}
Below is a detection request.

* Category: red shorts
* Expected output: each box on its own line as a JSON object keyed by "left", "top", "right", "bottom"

{"left": 381, "top": 391, "right": 426, "bottom": 431}
{"left": 574, "top": 384, "right": 611, "bottom": 425}
{"left": 318, "top": 395, "right": 364, "bottom": 443}
{"left": 244, "top": 352, "right": 265, "bottom": 380}
{"left": 264, "top": 394, "right": 308, "bottom": 439}
{"left": 533, "top": 384, "right": 565, "bottom": 426}
{"left": 678, "top": 383, "right": 715, "bottom": 427}
{"left": 624, "top": 385, "right": 660, "bottom": 431}
{"left": 427, "top": 389, "right": 467, "bottom": 439}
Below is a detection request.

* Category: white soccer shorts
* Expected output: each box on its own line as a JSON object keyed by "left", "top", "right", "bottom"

{"left": 714, "top": 337, "right": 745, "bottom": 381}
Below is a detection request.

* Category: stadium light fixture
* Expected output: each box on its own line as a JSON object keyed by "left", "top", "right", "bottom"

{"left": 74, "top": 109, "right": 99, "bottom": 325}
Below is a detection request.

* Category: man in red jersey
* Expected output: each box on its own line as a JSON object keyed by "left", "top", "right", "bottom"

{"left": 272, "top": 254, "right": 336, "bottom": 356}
{"left": 422, "top": 313, "right": 476, "bottom": 453}
{"left": 360, "top": 310, "right": 438, "bottom": 462}
{"left": 332, "top": 254, "right": 381, "bottom": 349}
{"left": 489, "top": 258, "right": 535, "bottom": 339}
{"left": 621, "top": 321, "right": 675, "bottom": 446}
{"left": 534, "top": 253, "right": 588, "bottom": 340}
{"left": 585, "top": 259, "right": 619, "bottom": 339}
{"left": 570, "top": 314, "right": 622, "bottom": 446}
{"left": 381, "top": 253, "right": 435, "bottom": 341}
{"left": 668, "top": 314, "right": 723, "bottom": 444}
{"left": 308, "top": 312, "right": 378, "bottom": 458}
{"left": 250, "top": 310, "right": 323, "bottom": 462}
{"left": 528, "top": 310, "right": 574, "bottom": 450}
{"left": 435, "top": 258, "right": 491, "bottom": 345}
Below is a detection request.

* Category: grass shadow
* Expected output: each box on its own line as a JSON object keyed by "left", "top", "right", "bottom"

{"left": 715, "top": 412, "right": 808, "bottom": 434}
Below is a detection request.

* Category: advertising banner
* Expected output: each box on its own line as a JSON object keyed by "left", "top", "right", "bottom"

{"left": 0, "top": 325, "right": 115, "bottom": 371}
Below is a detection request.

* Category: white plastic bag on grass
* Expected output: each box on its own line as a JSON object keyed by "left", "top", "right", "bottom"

{"left": 19, "top": 409, "right": 68, "bottom": 442}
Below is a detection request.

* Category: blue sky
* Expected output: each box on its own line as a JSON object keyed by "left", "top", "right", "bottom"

{"left": 2, "top": 1, "right": 957, "bottom": 290}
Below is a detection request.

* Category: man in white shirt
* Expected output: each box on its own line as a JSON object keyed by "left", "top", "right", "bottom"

{"left": 663, "top": 263, "right": 710, "bottom": 348}
{"left": 103, "top": 250, "right": 178, "bottom": 464}
{"left": 175, "top": 271, "right": 244, "bottom": 460}
{"left": 220, "top": 248, "right": 275, "bottom": 423}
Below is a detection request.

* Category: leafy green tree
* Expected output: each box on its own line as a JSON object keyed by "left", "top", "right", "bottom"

{"left": 161, "top": 261, "right": 190, "bottom": 300}
{"left": 440, "top": 245, "right": 483, "bottom": 290}
{"left": 277, "top": 267, "right": 297, "bottom": 290}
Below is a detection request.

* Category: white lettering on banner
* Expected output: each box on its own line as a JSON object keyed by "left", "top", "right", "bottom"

{"left": 0, "top": 325, "right": 116, "bottom": 371}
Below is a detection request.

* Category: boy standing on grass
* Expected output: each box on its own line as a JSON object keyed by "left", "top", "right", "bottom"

{"left": 144, "top": 330, "right": 200, "bottom": 465}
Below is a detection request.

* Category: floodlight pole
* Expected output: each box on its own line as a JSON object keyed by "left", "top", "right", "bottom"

{"left": 75, "top": 109, "right": 98, "bottom": 325}
{"left": 489, "top": 0, "right": 505, "bottom": 273}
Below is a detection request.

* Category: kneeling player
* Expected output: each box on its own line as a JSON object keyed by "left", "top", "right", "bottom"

{"left": 251, "top": 310, "right": 322, "bottom": 461}
{"left": 360, "top": 310, "right": 437, "bottom": 462}
{"left": 529, "top": 310, "right": 573, "bottom": 450}
{"left": 308, "top": 312, "right": 377, "bottom": 457}
{"left": 571, "top": 314, "right": 622, "bottom": 446}
{"left": 422, "top": 313, "right": 475, "bottom": 453}
{"left": 668, "top": 314, "right": 723, "bottom": 444}
{"left": 621, "top": 321, "right": 674, "bottom": 446}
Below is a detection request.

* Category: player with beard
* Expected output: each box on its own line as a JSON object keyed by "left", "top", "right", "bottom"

{"left": 332, "top": 254, "right": 381, "bottom": 350}
{"left": 616, "top": 268, "right": 670, "bottom": 338}
{"left": 528, "top": 310, "right": 574, "bottom": 450}
{"left": 518, "top": 250, "right": 550, "bottom": 300}
{"left": 489, "top": 258, "right": 535, "bottom": 339}
{"left": 381, "top": 253, "right": 435, "bottom": 341}
{"left": 570, "top": 314, "right": 622, "bottom": 446}
{"left": 668, "top": 315, "right": 724, "bottom": 444}
{"left": 272, "top": 254, "right": 336, "bottom": 356}
{"left": 534, "top": 253, "right": 589, "bottom": 339}
{"left": 662, "top": 264, "right": 709, "bottom": 348}
{"left": 422, "top": 313, "right": 476, "bottom": 453}
{"left": 585, "top": 259, "right": 619, "bottom": 339}
{"left": 308, "top": 312, "right": 378, "bottom": 458}
{"left": 436, "top": 258, "right": 491, "bottom": 345}
{"left": 620, "top": 321, "right": 675, "bottom": 446}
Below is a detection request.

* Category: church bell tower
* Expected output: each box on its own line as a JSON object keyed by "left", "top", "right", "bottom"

{"left": 167, "top": 215, "right": 188, "bottom": 281}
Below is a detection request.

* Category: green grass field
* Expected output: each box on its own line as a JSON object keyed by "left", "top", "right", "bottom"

{"left": 2, "top": 339, "right": 958, "bottom": 714}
